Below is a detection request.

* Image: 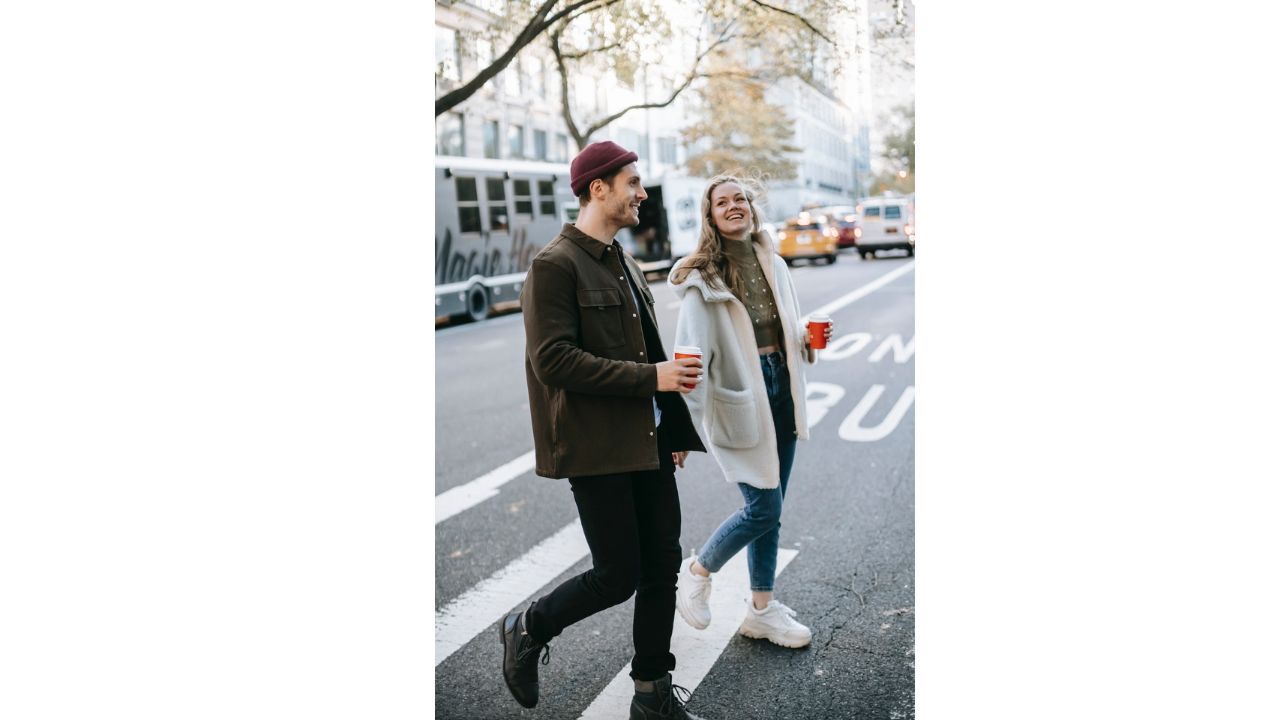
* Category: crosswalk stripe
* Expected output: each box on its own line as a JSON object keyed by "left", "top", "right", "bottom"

{"left": 577, "top": 548, "right": 800, "bottom": 719}
{"left": 435, "top": 450, "right": 536, "bottom": 524}
{"left": 434, "top": 519, "right": 589, "bottom": 666}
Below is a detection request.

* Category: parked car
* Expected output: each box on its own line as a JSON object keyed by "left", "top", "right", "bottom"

{"left": 776, "top": 212, "right": 839, "bottom": 265}
{"left": 806, "top": 205, "right": 860, "bottom": 249}
{"left": 855, "top": 197, "right": 914, "bottom": 258}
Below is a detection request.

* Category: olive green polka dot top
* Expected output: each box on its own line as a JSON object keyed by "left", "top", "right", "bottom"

{"left": 723, "top": 236, "right": 784, "bottom": 350}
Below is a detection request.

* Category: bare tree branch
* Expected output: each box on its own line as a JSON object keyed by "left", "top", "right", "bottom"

{"left": 746, "top": 0, "right": 834, "bottom": 45}
{"left": 577, "top": 26, "right": 738, "bottom": 139}
{"left": 557, "top": 0, "right": 622, "bottom": 27}
{"left": 550, "top": 26, "right": 586, "bottom": 149}
{"left": 436, "top": 0, "right": 617, "bottom": 117}
{"left": 560, "top": 40, "right": 624, "bottom": 61}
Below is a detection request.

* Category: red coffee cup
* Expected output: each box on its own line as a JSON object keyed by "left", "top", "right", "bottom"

{"left": 673, "top": 345, "right": 702, "bottom": 389}
{"left": 807, "top": 314, "right": 832, "bottom": 349}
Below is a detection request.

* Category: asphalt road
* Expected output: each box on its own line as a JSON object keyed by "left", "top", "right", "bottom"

{"left": 435, "top": 249, "right": 915, "bottom": 719}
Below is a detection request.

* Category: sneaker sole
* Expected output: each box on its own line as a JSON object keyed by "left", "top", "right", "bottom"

{"left": 738, "top": 625, "right": 812, "bottom": 648}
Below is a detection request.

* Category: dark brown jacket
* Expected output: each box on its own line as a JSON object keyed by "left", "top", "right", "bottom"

{"left": 521, "top": 224, "right": 705, "bottom": 479}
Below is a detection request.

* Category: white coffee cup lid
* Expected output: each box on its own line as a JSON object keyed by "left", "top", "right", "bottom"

{"left": 673, "top": 345, "right": 702, "bottom": 355}
{"left": 809, "top": 314, "right": 830, "bottom": 323}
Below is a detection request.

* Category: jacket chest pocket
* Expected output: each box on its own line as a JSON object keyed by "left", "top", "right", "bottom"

{"left": 577, "top": 287, "right": 626, "bottom": 349}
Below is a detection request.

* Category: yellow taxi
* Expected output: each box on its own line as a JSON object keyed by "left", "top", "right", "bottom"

{"left": 775, "top": 212, "right": 839, "bottom": 265}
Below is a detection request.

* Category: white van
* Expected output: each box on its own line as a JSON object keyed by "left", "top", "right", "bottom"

{"left": 855, "top": 197, "right": 915, "bottom": 259}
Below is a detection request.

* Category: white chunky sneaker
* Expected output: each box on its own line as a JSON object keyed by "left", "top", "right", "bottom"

{"left": 738, "top": 599, "right": 812, "bottom": 648}
{"left": 675, "top": 551, "right": 712, "bottom": 630}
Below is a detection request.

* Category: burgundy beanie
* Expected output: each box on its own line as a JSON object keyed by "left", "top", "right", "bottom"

{"left": 570, "top": 141, "right": 639, "bottom": 196}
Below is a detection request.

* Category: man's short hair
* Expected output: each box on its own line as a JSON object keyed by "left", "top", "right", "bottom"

{"left": 577, "top": 167, "right": 625, "bottom": 207}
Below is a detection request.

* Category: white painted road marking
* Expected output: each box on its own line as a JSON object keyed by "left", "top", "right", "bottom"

{"left": 820, "top": 332, "right": 874, "bottom": 360}
{"left": 809, "top": 260, "right": 914, "bottom": 320}
{"left": 805, "top": 382, "right": 847, "bottom": 429}
{"left": 838, "top": 385, "right": 916, "bottom": 442}
{"left": 434, "top": 519, "right": 590, "bottom": 666}
{"left": 869, "top": 334, "right": 915, "bottom": 363}
{"left": 435, "top": 450, "right": 536, "bottom": 524}
{"left": 577, "top": 548, "right": 800, "bottom": 720}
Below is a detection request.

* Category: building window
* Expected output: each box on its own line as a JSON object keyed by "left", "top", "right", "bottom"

{"left": 504, "top": 57, "right": 522, "bottom": 97}
{"left": 658, "top": 136, "right": 677, "bottom": 164}
{"left": 486, "top": 177, "right": 509, "bottom": 232}
{"left": 533, "top": 130, "right": 548, "bottom": 161}
{"left": 556, "top": 134, "right": 569, "bottom": 163}
{"left": 484, "top": 120, "right": 500, "bottom": 159}
{"left": 477, "top": 39, "right": 495, "bottom": 93}
{"left": 529, "top": 56, "right": 546, "bottom": 99}
{"left": 455, "top": 177, "right": 481, "bottom": 233}
{"left": 538, "top": 180, "right": 556, "bottom": 216}
{"left": 507, "top": 124, "right": 524, "bottom": 159}
{"left": 435, "top": 27, "right": 460, "bottom": 82}
{"left": 619, "top": 129, "right": 649, "bottom": 161}
{"left": 513, "top": 179, "right": 533, "bottom": 216}
{"left": 436, "top": 112, "right": 464, "bottom": 156}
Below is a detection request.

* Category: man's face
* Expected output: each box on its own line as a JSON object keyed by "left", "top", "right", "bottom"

{"left": 599, "top": 164, "right": 647, "bottom": 228}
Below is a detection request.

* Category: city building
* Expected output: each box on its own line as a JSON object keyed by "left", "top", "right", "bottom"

{"left": 435, "top": 0, "right": 863, "bottom": 221}
{"left": 435, "top": 2, "right": 572, "bottom": 164}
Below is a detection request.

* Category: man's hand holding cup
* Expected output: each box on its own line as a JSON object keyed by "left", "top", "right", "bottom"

{"left": 658, "top": 346, "right": 703, "bottom": 393}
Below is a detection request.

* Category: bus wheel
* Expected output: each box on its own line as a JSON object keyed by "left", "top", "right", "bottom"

{"left": 466, "top": 284, "right": 490, "bottom": 323}
{"left": 825, "top": 253, "right": 838, "bottom": 264}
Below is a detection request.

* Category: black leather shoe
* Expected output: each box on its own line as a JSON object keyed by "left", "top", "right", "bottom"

{"left": 498, "top": 609, "right": 549, "bottom": 709}
{"left": 630, "top": 673, "right": 706, "bottom": 720}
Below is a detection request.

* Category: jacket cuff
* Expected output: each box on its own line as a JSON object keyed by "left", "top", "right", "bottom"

{"left": 643, "top": 363, "right": 659, "bottom": 395}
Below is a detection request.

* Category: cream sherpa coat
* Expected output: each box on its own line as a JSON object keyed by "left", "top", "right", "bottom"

{"left": 669, "top": 232, "right": 814, "bottom": 490}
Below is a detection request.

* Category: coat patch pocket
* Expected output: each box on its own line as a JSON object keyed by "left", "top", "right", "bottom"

{"left": 577, "top": 287, "right": 626, "bottom": 349}
{"left": 711, "top": 386, "right": 760, "bottom": 449}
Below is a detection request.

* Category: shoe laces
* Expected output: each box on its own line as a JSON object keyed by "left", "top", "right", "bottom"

{"left": 690, "top": 579, "right": 711, "bottom": 602}
{"left": 773, "top": 601, "right": 798, "bottom": 618}
{"left": 516, "top": 638, "right": 551, "bottom": 666}
{"left": 659, "top": 682, "right": 695, "bottom": 718}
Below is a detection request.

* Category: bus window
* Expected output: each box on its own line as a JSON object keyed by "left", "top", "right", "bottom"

{"left": 486, "top": 177, "right": 508, "bottom": 232}
{"left": 513, "top": 179, "right": 533, "bottom": 216}
{"left": 456, "top": 177, "right": 481, "bottom": 233}
{"left": 538, "top": 180, "right": 555, "bottom": 216}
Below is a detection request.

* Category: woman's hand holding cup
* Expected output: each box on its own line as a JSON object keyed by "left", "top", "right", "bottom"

{"left": 807, "top": 314, "right": 834, "bottom": 349}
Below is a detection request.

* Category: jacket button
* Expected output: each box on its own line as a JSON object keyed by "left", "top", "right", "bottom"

{"left": 639, "top": 351, "right": 645, "bottom": 356}
{"left": 649, "top": 432, "right": 654, "bottom": 436}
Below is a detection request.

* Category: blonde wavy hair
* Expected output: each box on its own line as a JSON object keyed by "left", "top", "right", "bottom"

{"left": 671, "top": 174, "right": 765, "bottom": 300}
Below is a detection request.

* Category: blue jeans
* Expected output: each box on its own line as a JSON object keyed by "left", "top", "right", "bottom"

{"left": 696, "top": 351, "right": 798, "bottom": 592}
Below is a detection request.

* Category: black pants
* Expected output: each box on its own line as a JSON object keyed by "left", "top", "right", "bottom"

{"left": 525, "top": 428, "right": 682, "bottom": 681}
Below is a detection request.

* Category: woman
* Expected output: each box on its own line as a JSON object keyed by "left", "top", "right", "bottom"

{"left": 668, "top": 175, "right": 833, "bottom": 648}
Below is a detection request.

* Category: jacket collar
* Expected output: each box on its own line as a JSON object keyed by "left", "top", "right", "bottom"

{"left": 561, "top": 223, "right": 613, "bottom": 260}
{"left": 668, "top": 231, "right": 777, "bottom": 304}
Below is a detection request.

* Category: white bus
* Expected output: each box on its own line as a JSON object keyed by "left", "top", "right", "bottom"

{"left": 435, "top": 156, "right": 704, "bottom": 322}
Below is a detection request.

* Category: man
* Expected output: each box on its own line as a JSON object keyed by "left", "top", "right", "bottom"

{"left": 501, "top": 141, "right": 708, "bottom": 720}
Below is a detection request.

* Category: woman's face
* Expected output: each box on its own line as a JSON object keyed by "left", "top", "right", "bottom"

{"left": 709, "top": 182, "right": 752, "bottom": 239}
